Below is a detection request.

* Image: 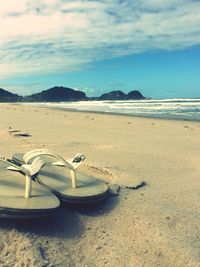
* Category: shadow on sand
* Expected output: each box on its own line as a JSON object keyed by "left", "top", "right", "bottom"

{"left": 63, "top": 194, "right": 119, "bottom": 217}
{"left": 0, "top": 195, "right": 119, "bottom": 238}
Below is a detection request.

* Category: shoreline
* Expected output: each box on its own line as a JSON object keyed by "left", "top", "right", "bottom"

{"left": 13, "top": 102, "right": 200, "bottom": 123}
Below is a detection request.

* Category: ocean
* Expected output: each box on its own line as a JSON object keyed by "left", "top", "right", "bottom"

{"left": 22, "top": 98, "right": 200, "bottom": 121}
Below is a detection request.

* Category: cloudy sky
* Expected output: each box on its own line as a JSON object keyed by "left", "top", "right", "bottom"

{"left": 0, "top": 0, "right": 200, "bottom": 98}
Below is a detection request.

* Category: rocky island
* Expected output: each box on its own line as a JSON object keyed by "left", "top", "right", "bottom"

{"left": 99, "top": 90, "right": 144, "bottom": 100}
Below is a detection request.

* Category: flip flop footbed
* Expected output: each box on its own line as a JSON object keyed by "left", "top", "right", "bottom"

{"left": 0, "top": 161, "right": 60, "bottom": 216}
{"left": 36, "top": 165, "right": 109, "bottom": 201}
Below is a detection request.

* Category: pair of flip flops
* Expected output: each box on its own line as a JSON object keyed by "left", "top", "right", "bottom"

{"left": 0, "top": 149, "right": 109, "bottom": 218}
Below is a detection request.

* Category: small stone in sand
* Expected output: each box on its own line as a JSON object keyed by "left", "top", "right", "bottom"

{"left": 108, "top": 184, "right": 120, "bottom": 196}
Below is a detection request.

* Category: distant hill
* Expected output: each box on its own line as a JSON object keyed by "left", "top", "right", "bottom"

{"left": 99, "top": 90, "right": 145, "bottom": 100}
{"left": 126, "top": 90, "right": 145, "bottom": 100}
{"left": 99, "top": 90, "right": 127, "bottom": 100}
{"left": 0, "top": 86, "right": 145, "bottom": 102}
{"left": 0, "top": 88, "right": 22, "bottom": 102}
{"left": 24, "top": 86, "right": 87, "bottom": 102}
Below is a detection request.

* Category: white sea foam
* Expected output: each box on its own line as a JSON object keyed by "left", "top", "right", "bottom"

{"left": 22, "top": 99, "right": 200, "bottom": 121}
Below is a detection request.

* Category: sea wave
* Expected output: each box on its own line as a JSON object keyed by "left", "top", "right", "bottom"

{"left": 21, "top": 99, "right": 200, "bottom": 121}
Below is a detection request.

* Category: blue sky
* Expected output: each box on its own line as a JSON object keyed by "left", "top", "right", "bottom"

{"left": 0, "top": 0, "right": 200, "bottom": 98}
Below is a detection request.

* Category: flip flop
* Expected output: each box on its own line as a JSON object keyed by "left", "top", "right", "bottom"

{"left": 0, "top": 156, "right": 60, "bottom": 218}
{"left": 12, "top": 149, "right": 109, "bottom": 203}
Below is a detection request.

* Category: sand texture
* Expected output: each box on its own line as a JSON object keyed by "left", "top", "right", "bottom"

{"left": 0, "top": 103, "right": 200, "bottom": 267}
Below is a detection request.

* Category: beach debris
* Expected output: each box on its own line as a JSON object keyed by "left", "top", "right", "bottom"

{"left": 7, "top": 126, "right": 32, "bottom": 138}
{"left": 80, "top": 164, "right": 145, "bottom": 193}
{"left": 105, "top": 166, "right": 146, "bottom": 190}
{"left": 13, "top": 133, "right": 32, "bottom": 138}
{"left": 184, "top": 125, "right": 194, "bottom": 130}
{"left": 125, "top": 180, "right": 146, "bottom": 190}
{"left": 9, "top": 130, "right": 21, "bottom": 134}
{"left": 8, "top": 128, "right": 21, "bottom": 134}
{"left": 108, "top": 184, "right": 120, "bottom": 196}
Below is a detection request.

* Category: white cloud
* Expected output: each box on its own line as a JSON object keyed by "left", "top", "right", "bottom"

{"left": 0, "top": 0, "right": 28, "bottom": 15}
{"left": 0, "top": 0, "right": 200, "bottom": 79}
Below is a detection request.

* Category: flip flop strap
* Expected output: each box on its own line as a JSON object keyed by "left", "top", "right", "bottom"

{"left": 21, "top": 157, "right": 45, "bottom": 176}
{"left": 52, "top": 154, "right": 86, "bottom": 169}
{"left": 23, "top": 149, "right": 86, "bottom": 170}
{"left": 1, "top": 156, "right": 45, "bottom": 198}
{"left": 23, "top": 149, "right": 86, "bottom": 188}
{"left": 23, "top": 149, "right": 75, "bottom": 168}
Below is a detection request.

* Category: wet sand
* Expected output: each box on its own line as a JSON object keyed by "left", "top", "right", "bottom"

{"left": 0, "top": 103, "right": 200, "bottom": 267}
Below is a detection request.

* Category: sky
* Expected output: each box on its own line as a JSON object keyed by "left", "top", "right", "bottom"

{"left": 0, "top": 0, "right": 200, "bottom": 99}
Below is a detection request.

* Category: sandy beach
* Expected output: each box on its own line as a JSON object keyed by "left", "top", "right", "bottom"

{"left": 0, "top": 103, "right": 200, "bottom": 267}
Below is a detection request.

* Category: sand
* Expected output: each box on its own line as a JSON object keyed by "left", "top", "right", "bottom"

{"left": 0, "top": 103, "right": 200, "bottom": 267}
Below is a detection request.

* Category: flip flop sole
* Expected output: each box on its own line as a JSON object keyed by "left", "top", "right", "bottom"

{"left": 0, "top": 207, "right": 57, "bottom": 219}
{"left": 0, "top": 161, "right": 60, "bottom": 218}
